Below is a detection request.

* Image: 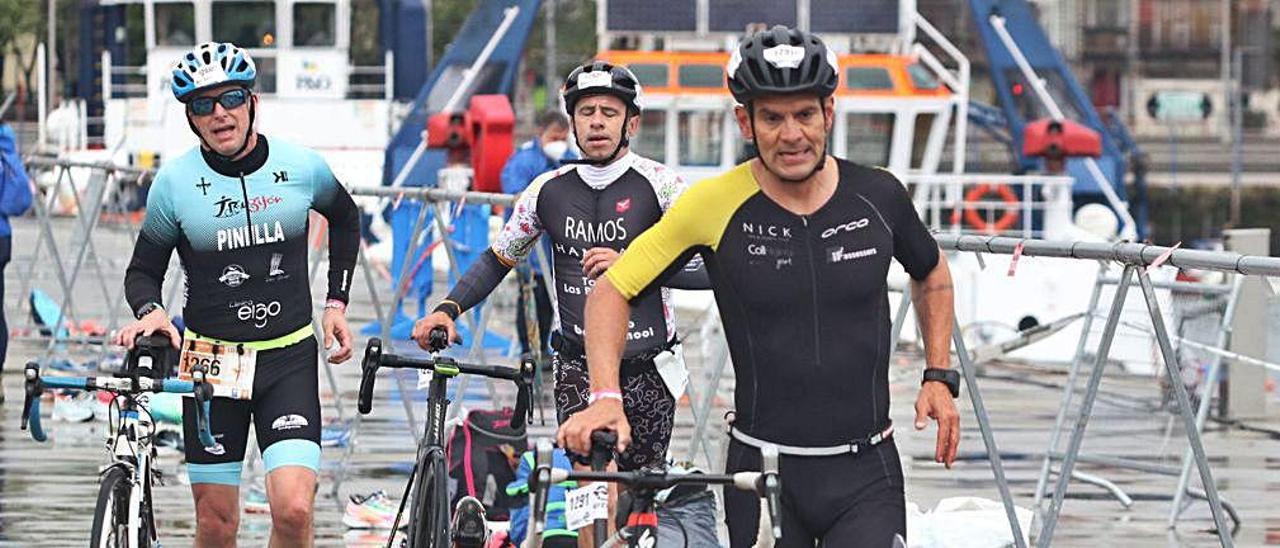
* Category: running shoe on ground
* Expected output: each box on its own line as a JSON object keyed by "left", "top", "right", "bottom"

{"left": 343, "top": 490, "right": 397, "bottom": 529}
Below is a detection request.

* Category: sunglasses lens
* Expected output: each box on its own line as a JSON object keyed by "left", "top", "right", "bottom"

{"left": 220, "top": 90, "right": 247, "bottom": 109}
{"left": 190, "top": 98, "right": 215, "bottom": 116}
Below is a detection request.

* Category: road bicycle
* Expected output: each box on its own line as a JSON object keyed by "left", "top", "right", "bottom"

{"left": 358, "top": 332, "right": 534, "bottom": 548}
{"left": 21, "top": 335, "right": 216, "bottom": 548}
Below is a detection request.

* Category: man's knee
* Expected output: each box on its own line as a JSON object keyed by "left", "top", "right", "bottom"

{"left": 266, "top": 465, "right": 317, "bottom": 538}
{"left": 271, "top": 497, "right": 314, "bottom": 535}
{"left": 194, "top": 494, "right": 239, "bottom": 543}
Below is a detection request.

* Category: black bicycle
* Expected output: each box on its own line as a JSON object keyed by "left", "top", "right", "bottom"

{"left": 21, "top": 335, "right": 216, "bottom": 548}
{"left": 525, "top": 431, "right": 784, "bottom": 548}
{"left": 358, "top": 333, "right": 534, "bottom": 548}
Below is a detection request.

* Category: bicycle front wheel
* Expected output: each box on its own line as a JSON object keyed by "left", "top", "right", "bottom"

{"left": 90, "top": 466, "right": 133, "bottom": 548}
{"left": 408, "top": 455, "right": 451, "bottom": 548}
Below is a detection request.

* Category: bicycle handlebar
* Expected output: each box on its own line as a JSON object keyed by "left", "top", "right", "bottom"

{"left": 21, "top": 361, "right": 217, "bottom": 448}
{"left": 356, "top": 337, "right": 534, "bottom": 430}
{"left": 527, "top": 434, "right": 784, "bottom": 546}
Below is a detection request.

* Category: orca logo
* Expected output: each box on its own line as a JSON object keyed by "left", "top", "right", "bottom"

{"left": 821, "top": 217, "right": 870, "bottom": 239}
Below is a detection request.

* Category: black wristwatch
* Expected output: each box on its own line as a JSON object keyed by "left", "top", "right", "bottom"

{"left": 135, "top": 301, "right": 164, "bottom": 320}
{"left": 922, "top": 367, "right": 960, "bottom": 399}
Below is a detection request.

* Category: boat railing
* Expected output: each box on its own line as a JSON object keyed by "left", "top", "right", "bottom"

{"left": 903, "top": 173, "right": 1074, "bottom": 239}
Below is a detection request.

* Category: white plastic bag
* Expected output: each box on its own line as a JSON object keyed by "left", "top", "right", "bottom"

{"left": 906, "top": 496, "right": 1033, "bottom": 548}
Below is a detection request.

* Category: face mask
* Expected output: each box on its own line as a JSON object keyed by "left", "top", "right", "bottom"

{"left": 542, "top": 139, "right": 569, "bottom": 161}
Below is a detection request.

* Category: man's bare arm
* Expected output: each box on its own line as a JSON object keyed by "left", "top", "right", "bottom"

{"left": 910, "top": 252, "right": 954, "bottom": 368}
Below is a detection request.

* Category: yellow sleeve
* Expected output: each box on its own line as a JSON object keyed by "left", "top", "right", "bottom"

{"left": 605, "top": 163, "right": 758, "bottom": 300}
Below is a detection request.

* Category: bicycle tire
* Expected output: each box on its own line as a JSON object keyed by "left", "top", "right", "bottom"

{"left": 90, "top": 466, "right": 133, "bottom": 548}
{"left": 407, "top": 454, "right": 450, "bottom": 548}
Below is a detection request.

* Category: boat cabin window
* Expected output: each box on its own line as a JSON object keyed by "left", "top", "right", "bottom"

{"left": 254, "top": 56, "right": 277, "bottom": 93}
{"left": 845, "top": 112, "right": 894, "bottom": 167}
{"left": 633, "top": 110, "right": 667, "bottom": 163}
{"left": 213, "top": 1, "right": 278, "bottom": 48}
{"left": 678, "top": 110, "right": 724, "bottom": 166}
{"left": 845, "top": 67, "right": 893, "bottom": 90}
{"left": 627, "top": 64, "right": 669, "bottom": 88}
{"left": 294, "top": 2, "right": 337, "bottom": 47}
{"left": 155, "top": 3, "right": 196, "bottom": 46}
{"left": 677, "top": 64, "right": 723, "bottom": 88}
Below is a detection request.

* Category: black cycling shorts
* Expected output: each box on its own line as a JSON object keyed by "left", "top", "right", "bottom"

{"left": 723, "top": 438, "right": 906, "bottom": 547}
{"left": 184, "top": 337, "right": 322, "bottom": 485}
{"left": 553, "top": 352, "right": 675, "bottom": 471}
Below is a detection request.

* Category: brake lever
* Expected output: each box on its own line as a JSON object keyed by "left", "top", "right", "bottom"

{"left": 761, "top": 443, "right": 782, "bottom": 540}
{"left": 189, "top": 364, "right": 217, "bottom": 448}
{"left": 510, "top": 357, "right": 535, "bottom": 431}
{"left": 357, "top": 338, "right": 383, "bottom": 415}
{"left": 20, "top": 362, "right": 41, "bottom": 436}
{"left": 428, "top": 327, "right": 450, "bottom": 353}
{"left": 529, "top": 439, "right": 555, "bottom": 546}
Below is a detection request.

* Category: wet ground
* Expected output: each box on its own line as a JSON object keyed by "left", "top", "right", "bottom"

{"left": 2, "top": 217, "right": 1279, "bottom": 546}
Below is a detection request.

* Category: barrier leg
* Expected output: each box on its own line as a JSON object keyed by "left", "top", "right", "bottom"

{"left": 1137, "top": 268, "right": 1233, "bottom": 546}
{"left": 1038, "top": 264, "right": 1133, "bottom": 547}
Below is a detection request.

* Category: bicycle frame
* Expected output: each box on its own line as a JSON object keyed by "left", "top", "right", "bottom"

{"left": 357, "top": 337, "right": 534, "bottom": 548}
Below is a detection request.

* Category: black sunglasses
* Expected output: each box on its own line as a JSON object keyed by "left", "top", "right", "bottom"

{"left": 188, "top": 88, "right": 250, "bottom": 116}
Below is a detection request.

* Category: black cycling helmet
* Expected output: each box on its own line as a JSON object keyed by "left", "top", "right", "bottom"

{"left": 561, "top": 61, "right": 644, "bottom": 166}
{"left": 726, "top": 26, "right": 839, "bottom": 105}
{"left": 562, "top": 61, "right": 644, "bottom": 115}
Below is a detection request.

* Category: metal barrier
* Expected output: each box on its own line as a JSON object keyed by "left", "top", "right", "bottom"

{"left": 931, "top": 234, "right": 1280, "bottom": 547}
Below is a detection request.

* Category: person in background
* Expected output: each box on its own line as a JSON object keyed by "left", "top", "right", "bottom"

{"left": 0, "top": 121, "right": 33, "bottom": 402}
{"left": 499, "top": 110, "right": 574, "bottom": 358}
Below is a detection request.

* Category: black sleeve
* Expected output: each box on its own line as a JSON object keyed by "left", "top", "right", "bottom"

{"left": 442, "top": 249, "right": 515, "bottom": 316}
{"left": 311, "top": 166, "right": 362, "bottom": 304}
{"left": 661, "top": 254, "right": 711, "bottom": 290}
{"left": 124, "top": 233, "right": 174, "bottom": 316}
{"left": 883, "top": 170, "right": 939, "bottom": 280}
{"left": 125, "top": 175, "right": 180, "bottom": 316}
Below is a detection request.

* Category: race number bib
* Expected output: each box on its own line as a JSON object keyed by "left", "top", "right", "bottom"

{"left": 564, "top": 482, "right": 610, "bottom": 531}
{"left": 178, "top": 341, "right": 257, "bottom": 400}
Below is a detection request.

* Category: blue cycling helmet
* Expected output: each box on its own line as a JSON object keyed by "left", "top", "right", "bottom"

{"left": 170, "top": 42, "right": 256, "bottom": 102}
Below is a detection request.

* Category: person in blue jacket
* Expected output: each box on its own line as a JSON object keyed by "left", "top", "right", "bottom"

{"left": 0, "top": 122, "right": 33, "bottom": 390}
{"left": 499, "top": 110, "right": 573, "bottom": 358}
{"left": 505, "top": 447, "right": 578, "bottom": 547}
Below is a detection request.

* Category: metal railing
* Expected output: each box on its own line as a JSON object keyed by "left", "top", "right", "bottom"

{"left": 926, "top": 234, "right": 1280, "bottom": 547}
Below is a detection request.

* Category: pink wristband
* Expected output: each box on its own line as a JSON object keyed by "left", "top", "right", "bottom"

{"left": 589, "top": 389, "right": 623, "bottom": 404}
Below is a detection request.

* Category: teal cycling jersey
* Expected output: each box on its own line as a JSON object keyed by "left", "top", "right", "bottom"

{"left": 125, "top": 136, "right": 360, "bottom": 342}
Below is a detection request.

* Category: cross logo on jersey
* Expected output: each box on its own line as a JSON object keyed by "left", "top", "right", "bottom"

{"left": 196, "top": 178, "right": 211, "bottom": 195}
{"left": 616, "top": 198, "right": 631, "bottom": 214}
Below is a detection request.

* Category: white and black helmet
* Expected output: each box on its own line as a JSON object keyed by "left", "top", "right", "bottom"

{"left": 726, "top": 26, "right": 839, "bottom": 105}
{"left": 562, "top": 61, "right": 644, "bottom": 115}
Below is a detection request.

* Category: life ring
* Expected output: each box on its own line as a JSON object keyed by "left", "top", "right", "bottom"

{"left": 962, "top": 184, "right": 1019, "bottom": 234}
